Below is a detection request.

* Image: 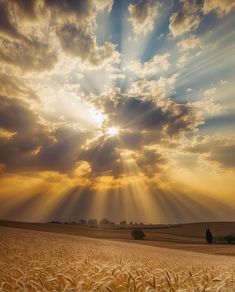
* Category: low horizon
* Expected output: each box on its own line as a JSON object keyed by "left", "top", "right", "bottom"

{"left": 1, "top": 218, "right": 235, "bottom": 226}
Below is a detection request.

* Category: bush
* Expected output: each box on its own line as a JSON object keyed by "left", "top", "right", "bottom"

{"left": 224, "top": 235, "right": 235, "bottom": 244}
{"left": 131, "top": 229, "right": 145, "bottom": 240}
{"left": 99, "top": 218, "right": 112, "bottom": 225}
{"left": 214, "top": 235, "right": 235, "bottom": 244}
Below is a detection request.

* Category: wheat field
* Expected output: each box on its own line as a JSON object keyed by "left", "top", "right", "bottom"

{"left": 0, "top": 227, "right": 235, "bottom": 292}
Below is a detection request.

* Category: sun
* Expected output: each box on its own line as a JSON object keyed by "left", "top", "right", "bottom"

{"left": 107, "top": 127, "right": 119, "bottom": 137}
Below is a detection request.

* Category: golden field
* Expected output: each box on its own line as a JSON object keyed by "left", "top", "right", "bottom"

{"left": 0, "top": 227, "right": 235, "bottom": 292}
{"left": 1, "top": 220, "right": 235, "bottom": 256}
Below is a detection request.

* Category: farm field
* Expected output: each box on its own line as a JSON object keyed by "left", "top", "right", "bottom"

{"left": 1, "top": 220, "right": 235, "bottom": 256}
{"left": 0, "top": 227, "right": 235, "bottom": 291}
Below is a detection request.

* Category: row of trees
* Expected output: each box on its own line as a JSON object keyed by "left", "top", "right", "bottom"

{"left": 51, "top": 218, "right": 145, "bottom": 226}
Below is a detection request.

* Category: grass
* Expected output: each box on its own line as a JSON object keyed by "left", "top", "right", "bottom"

{"left": 1, "top": 227, "right": 235, "bottom": 291}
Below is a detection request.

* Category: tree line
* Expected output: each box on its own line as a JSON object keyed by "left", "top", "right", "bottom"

{"left": 50, "top": 218, "right": 145, "bottom": 226}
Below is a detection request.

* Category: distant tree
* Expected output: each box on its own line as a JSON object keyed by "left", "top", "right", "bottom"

{"left": 131, "top": 229, "right": 145, "bottom": 240}
{"left": 99, "top": 218, "right": 111, "bottom": 225}
{"left": 120, "top": 220, "right": 127, "bottom": 225}
{"left": 206, "top": 228, "right": 213, "bottom": 244}
{"left": 88, "top": 219, "right": 97, "bottom": 225}
{"left": 129, "top": 221, "right": 133, "bottom": 225}
{"left": 79, "top": 219, "right": 87, "bottom": 225}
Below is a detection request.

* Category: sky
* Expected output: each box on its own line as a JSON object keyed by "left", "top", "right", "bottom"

{"left": 0, "top": 0, "right": 235, "bottom": 224}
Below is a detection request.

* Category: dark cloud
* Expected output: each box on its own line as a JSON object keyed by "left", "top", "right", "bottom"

{"left": 0, "top": 95, "right": 90, "bottom": 172}
{"left": 79, "top": 137, "right": 122, "bottom": 176}
{"left": 77, "top": 91, "right": 203, "bottom": 177}
{"left": 56, "top": 23, "right": 95, "bottom": 58}
{"left": 56, "top": 23, "right": 117, "bottom": 66}
{"left": 13, "top": 0, "right": 37, "bottom": 19}
{"left": 187, "top": 136, "right": 235, "bottom": 169}
{"left": 36, "top": 126, "right": 90, "bottom": 172}
{"left": 136, "top": 148, "right": 167, "bottom": 177}
{"left": 0, "top": 95, "right": 49, "bottom": 170}
{"left": 44, "top": 0, "right": 93, "bottom": 18}
{"left": 0, "top": 1, "right": 28, "bottom": 41}
{"left": 98, "top": 94, "right": 202, "bottom": 138}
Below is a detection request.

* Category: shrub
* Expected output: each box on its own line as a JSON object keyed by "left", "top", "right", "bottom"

{"left": 99, "top": 218, "right": 112, "bottom": 225}
{"left": 224, "top": 235, "right": 235, "bottom": 244}
{"left": 131, "top": 229, "right": 145, "bottom": 240}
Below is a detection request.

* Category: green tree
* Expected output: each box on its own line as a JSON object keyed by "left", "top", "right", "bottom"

{"left": 131, "top": 229, "right": 145, "bottom": 240}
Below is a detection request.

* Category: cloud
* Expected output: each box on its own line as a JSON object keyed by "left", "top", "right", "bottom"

{"left": 35, "top": 125, "right": 90, "bottom": 172}
{"left": 13, "top": 0, "right": 37, "bottom": 20}
{"left": 203, "top": 0, "right": 235, "bottom": 17}
{"left": 191, "top": 87, "right": 223, "bottom": 116}
{"left": 0, "top": 38, "right": 58, "bottom": 72}
{"left": 0, "top": 1, "right": 29, "bottom": 42}
{"left": 128, "top": 75, "right": 177, "bottom": 100}
{"left": 79, "top": 137, "right": 122, "bottom": 177}
{"left": 125, "top": 53, "right": 170, "bottom": 77}
{"left": 169, "top": 0, "right": 200, "bottom": 37}
{"left": 78, "top": 84, "right": 204, "bottom": 179}
{"left": 90, "top": 88, "right": 203, "bottom": 141}
{"left": 56, "top": 23, "right": 119, "bottom": 67}
{"left": 177, "top": 53, "right": 191, "bottom": 68}
{"left": 0, "top": 95, "right": 49, "bottom": 171}
{"left": 0, "top": 94, "right": 92, "bottom": 173}
{"left": 187, "top": 136, "right": 235, "bottom": 169}
{"left": 0, "top": 73, "right": 38, "bottom": 101}
{"left": 94, "top": 0, "right": 113, "bottom": 12}
{"left": 0, "top": 1, "right": 58, "bottom": 72}
{"left": 177, "top": 35, "right": 201, "bottom": 52}
{"left": 135, "top": 147, "right": 168, "bottom": 177}
{"left": 44, "top": 0, "right": 94, "bottom": 18}
{"left": 176, "top": 36, "right": 202, "bottom": 68}
{"left": 45, "top": 0, "right": 117, "bottom": 67}
{"left": 73, "top": 160, "right": 92, "bottom": 177}
{"left": 45, "top": 0, "right": 113, "bottom": 18}
{"left": 0, "top": 0, "right": 117, "bottom": 72}
{"left": 128, "top": 0, "right": 160, "bottom": 35}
